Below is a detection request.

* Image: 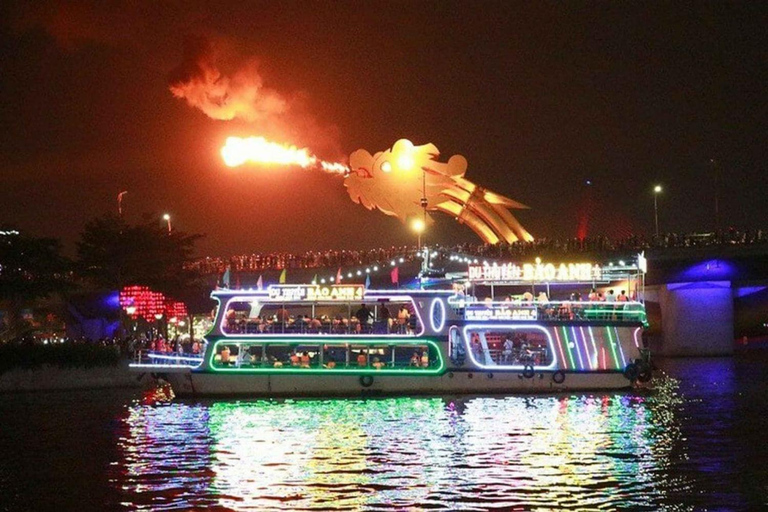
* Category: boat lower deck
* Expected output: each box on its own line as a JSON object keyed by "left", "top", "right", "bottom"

{"left": 161, "top": 369, "right": 633, "bottom": 397}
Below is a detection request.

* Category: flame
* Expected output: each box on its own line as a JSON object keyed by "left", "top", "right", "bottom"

{"left": 221, "top": 136, "right": 348, "bottom": 174}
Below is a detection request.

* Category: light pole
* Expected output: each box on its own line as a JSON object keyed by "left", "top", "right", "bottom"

{"left": 653, "top": 185, "right": 662, "bottom": 237}
{"left": 163, "top": 213, "right": 172, "bottom": 234}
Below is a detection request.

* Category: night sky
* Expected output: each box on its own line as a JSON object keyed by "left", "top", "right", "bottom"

{"left": 1, "top": 1, "right": 766, "bottom": 256}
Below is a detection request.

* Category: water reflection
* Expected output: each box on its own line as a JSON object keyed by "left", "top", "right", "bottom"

{"left": 112, "top": 378, "right": 699, "bottom": 511}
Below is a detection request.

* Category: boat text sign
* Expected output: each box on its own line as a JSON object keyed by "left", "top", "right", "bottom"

{"left": 465, "top": 305, "right": 538, "bottom": 321}
{"left": 267, "top": 285, "right": 364, "bottom": 302}
{"left": 468, "top": 261, "right": 602, "bottom": 283}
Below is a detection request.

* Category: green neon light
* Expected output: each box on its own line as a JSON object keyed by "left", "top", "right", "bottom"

{"left": 207, "top": 337, "right": 446, "bottom": 375}
{"left": 605, "top": 327, "right": 621, "bottom": 370}
{"left": 560, "top": 326, "right": 576, "bottom": 369}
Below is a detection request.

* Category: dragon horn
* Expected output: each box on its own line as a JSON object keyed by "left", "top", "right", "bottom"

{"left": 434, "top": 200, "right": 501, "bottom": 244}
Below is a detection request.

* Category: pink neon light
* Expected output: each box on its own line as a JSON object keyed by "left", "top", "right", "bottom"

{"left": 553, "top": 326, "right": 567, "bottom": 370}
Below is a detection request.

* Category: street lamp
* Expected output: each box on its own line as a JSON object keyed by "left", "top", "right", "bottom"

{"left": 653, "top": 185, "right": 662, "bottom": 238}
{"left": 162, "top": 213, "right": 171, "bottom": 234}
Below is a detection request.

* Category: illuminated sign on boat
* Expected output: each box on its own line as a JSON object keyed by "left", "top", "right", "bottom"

{"left": 267, "top": 285, "right": 364, "bottom": 302}
{"left": 468, "top": 260, "right": 602, "bottom": 283}
{"left": 465, "top": 305, "right": 538, "bottom": 321}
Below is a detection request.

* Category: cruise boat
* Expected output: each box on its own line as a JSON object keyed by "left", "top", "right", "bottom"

{"left": 131, "top": 258, "right": 651, "bottom": 397}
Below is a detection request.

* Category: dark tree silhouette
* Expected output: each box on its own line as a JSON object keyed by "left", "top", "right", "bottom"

{"left": 77, "top": 214, "right": 203, "bottom": 298}
{"left": 0, "top": 230, "right": 71, "bottom": 341}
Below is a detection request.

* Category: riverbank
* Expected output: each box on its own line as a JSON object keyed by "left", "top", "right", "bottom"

{"left": 0, "top": 359, "right": 142, "bottom": 393}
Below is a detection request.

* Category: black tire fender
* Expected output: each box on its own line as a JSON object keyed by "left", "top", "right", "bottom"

{"left": 623, "top": 363, "right": 639, "bottom": 382}
{"left": 359, "top": 375, "right": 374, "bottom": 388}
{"left": 637, "top": 363, "right": 652, "bottom": 383}
{"left": 522, "top": 365, "right": 535, "bottom": 379}
{"left": 552, "top": 370, "right": 566, "bottom": 384}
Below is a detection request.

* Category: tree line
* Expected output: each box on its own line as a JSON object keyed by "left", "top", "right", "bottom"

{"left": 0, "top": 213, "right": 203, "bottom": 342}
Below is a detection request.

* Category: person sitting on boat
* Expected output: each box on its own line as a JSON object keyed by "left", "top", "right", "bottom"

{"left": 220, "top": 345, "right": 231, "bottom": 365}
{"left": 617, "top": 290, "right": 629, "bottom": 302}
{"left": 290, "top": 351, "right": 300, "bottom": 366}
{"left": 357, "top": 351, "right": 368, "bottom": 367}
{"left": 272, "top": 358, "right": 283, "bottom": 368}
{"left": 397, "top": 306, "right": 410, "bottom": 334}
{"left": 372, "top": 357, "right": 385, "bottom": 370}
{"left": 420, "top": 350, "right": 429, "bottom": 368}
{"left": 588, "top": 287, "right": 599, "bottom": 301}
{"left": 309, "top": 316, "right": 322, "bottom": 332}
{"left": 300, "top": 351, "right": 311, "bottom": 368}
{"left": 409, "top": 352, "right": 421, "bottom": 367}
{"left": 324, "top": 357, "right": 336, "bottom": 369}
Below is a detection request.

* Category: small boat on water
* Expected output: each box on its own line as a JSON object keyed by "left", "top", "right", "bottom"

{"left": 131, "top": 256, "right": 651, "bottom": 397}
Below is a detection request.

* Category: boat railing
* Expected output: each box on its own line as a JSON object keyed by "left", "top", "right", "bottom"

{"left": 458, "top": 300, "right": 647, "bottom": 324}
{"left": 133, "top": 350, "right": 205, "bottom": 368}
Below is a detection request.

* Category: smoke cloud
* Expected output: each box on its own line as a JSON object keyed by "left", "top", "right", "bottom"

{"left": 168, "top": 35, "right": 287, "bottom": 122}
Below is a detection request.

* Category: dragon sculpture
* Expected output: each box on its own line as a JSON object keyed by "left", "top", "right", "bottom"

{"left": 344, "top": 139, "right": 533, "bottom": 244}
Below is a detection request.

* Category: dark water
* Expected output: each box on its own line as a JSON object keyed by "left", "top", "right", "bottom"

{"left": 1, "top": 356, "right": 767, "bottom": 511}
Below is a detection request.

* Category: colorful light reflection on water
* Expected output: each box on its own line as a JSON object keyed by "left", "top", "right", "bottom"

{"left": 113, "top": 379, "right": 696, "bottom": 511}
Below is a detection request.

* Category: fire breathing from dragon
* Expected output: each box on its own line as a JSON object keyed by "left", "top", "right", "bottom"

{"left": 220, "top": 137, "right": 533, "bottom": 244}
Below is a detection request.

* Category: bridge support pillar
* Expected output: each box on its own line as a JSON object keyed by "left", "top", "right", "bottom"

{"left": 657, "top": 281, "right": 733, "bottom": 356}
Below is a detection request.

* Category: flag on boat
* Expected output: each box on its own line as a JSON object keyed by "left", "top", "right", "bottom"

{"left": 279, "top": 268, "right": 286, "bottom": 284}
{"left": 222, "top": 266, "right": 231, "bottom": 288}
{"left": 365, "top": 274, "right": 371, "bottom": 289}
{"left": 311, "top": 274, "right": 318, "bottom": 285}
{"left": 335, "top": 267, "right": 342, "bottom": 283}
{"left": 256, "top": 274, "right": 263, "bottom": 290}
{"left": 390, "top": 266, "right": 399, "bottom": 285}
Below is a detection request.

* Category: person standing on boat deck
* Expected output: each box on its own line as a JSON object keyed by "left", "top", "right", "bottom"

{"left": 276, "top": 305, "right": 289, "bottom": 326}
{"left": 605, "top": 289, "right": 617, "bottom": 320}
{"left": 502, "top": 336, "right": 514, "bottom": 362}
{"left": 588, "top": 288, "right": 599, "bottom": 302}
{"left": 522, "top": 291, "right": 534, "bottom": 304}
{"left": 355, "top": 304, "right": 373, "bottom": 333}
{"left": 380, "top": 304, "right": 392, "bottom": 333}
{"left": 617, "top": 290, "right": 629, "bottom": 302}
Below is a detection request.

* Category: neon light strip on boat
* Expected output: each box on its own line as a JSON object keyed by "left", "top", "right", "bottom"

{"left": 588, "top": 327, "right": 599, "bottom": 370}
{"left": 217, "top": 294, "right": 426, "bottom": 338}
{"left": 207, "top": 337, "right": 445, "bottom": 375}
{"left": 579, "top": 326, "right": 593, "bottom": 370}
{"left": 605, "top": 326, "right": 621, "bottom": 369}
{"left": 553, "top": 326, "right": 568, "bottom": 370}
{"left": 614, "top": 327, "right": 627, "bottom": 368}
{"left": 560, "top": 326, "right": 577, "bottom": 370}
{"left": 429, "top": 299, "right": 446, "bottom": 333}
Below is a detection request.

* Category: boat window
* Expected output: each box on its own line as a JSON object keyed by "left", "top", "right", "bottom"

{"left": 449, "top": 326, "right": 465, "bottom": 365}
{"left": 464, "top": 327, "right": 555, "bottom": 368}
{"left": 211, "top": 342, "right": 438, "bottom": 370}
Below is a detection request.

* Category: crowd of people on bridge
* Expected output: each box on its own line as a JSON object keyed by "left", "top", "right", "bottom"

{"left": 187, "top": 228, "right": 767, "bottom": 275}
